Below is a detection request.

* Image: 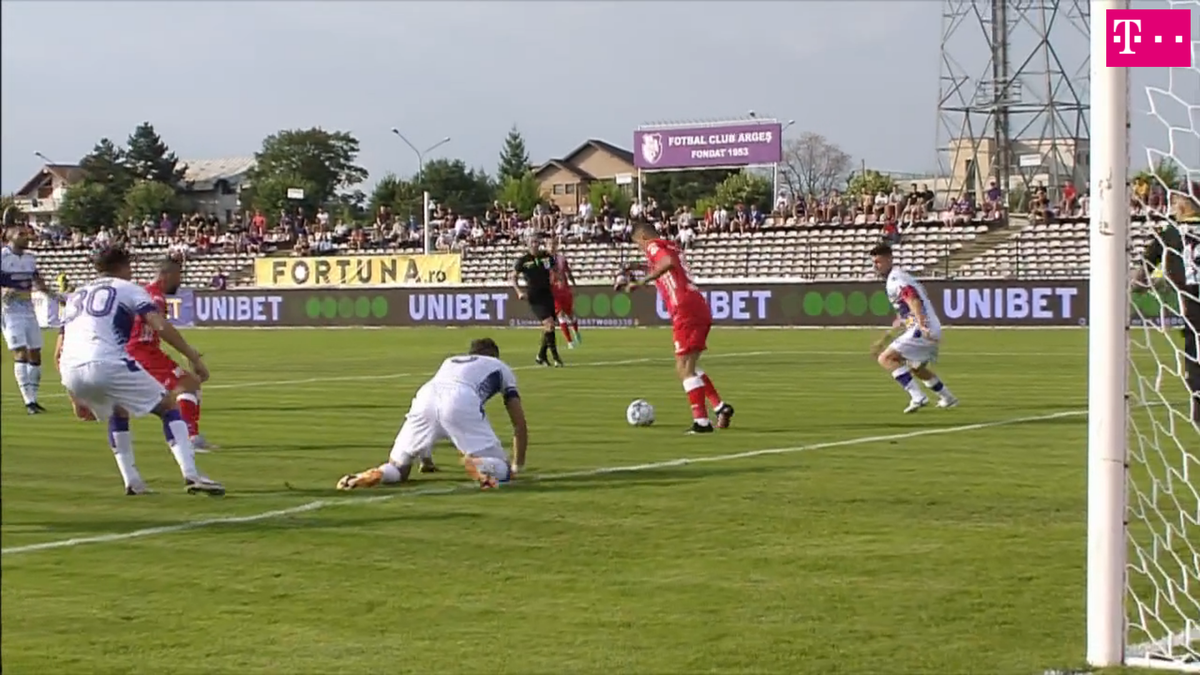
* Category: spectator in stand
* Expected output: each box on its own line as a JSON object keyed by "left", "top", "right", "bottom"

{"left": 1030, "top": 183, "right": 1049, "bottom": 223}
{"left": 949, "top": 192, "right": 976, "bottom": 224}
{"left": 984, "top": 180, "right": 1004, "bottom": 220}
{"left": 749, "top": 204, "right": 766, "bottom": 229}
{"left": 885, "top": 187, "right": 903, "bottom": 221}
{"left": 1060, "top": 181, "right": 1079, "bottom": 216}
{"left": 881, "top": 218, "right": 901, "bottom": 245}
{"left": 211, "top": 269, "right": 228, "bottom": 290}
{"left": 774, "top": 191, "right": 789, "bottom": 219}
{"left": 918, "top": 184, "right": 935, "bottom": 217}
{"left": 629, "top": 199, "right": 644, "bottom": 221}
{"left": 873, "top": 190, "right": 888, "bottom": 221}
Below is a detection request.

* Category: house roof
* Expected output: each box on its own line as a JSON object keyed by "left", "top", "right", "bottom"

{"left": 181, "top": 156, "right": 256, "bottom": 190}
{"left": 559, "top": 139, "right": 633, "bottom": 166}
{"left": 15, "top": 164, "right": 83, "bottom": 197}
{"left": 534, "top": 159, "right": 596, "bottom": 182}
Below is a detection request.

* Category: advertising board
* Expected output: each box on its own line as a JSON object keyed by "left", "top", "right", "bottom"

{"left": 634, "top": 122, "right": 783, "bottom": 170}
{"left": 253, "top": 254, "right": 462, "bottom": 288}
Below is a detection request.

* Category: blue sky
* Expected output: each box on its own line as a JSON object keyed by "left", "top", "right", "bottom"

{"left": 0, "top": 1, "right": 1195, "bottom": 192}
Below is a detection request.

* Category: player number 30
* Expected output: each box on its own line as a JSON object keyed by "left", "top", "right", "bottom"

{"left": 63, "top": 286, "right": 118, "bottom": 323}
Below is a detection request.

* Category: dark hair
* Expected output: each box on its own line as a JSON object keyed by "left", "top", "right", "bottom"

{"left": 632, "top": 220, "right": 657, "bottom": 240}
{"left": 93, "top": 246, "right": 132, "bottom": 274}
{"left": 158, "top": 255, "right": 183, "bottom": 273}
{"left": 468, "top": 338, "right": 500, "bottom": 358}
{"left": 869, "top": 244, "right": 894, "bottom": 257}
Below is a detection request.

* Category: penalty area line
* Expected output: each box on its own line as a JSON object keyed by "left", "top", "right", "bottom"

{"left": 0, "top": 407, "right": 1086, "bottom": 557}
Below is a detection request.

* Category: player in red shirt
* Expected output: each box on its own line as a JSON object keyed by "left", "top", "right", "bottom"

{"left": 127, "top": 257, "right": 216, "bottom": 451}
{"left": 548, "top": 238, "right": 581, "bottom": 348}
{"left": 625, "top": 221, "right": 733, "bottom": 433}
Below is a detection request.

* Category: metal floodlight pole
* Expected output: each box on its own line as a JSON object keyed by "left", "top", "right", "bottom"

{"left": 390, "top": 128, "right": 451, "bottom": 184}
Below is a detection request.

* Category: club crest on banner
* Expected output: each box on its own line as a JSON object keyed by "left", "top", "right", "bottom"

{"left": 641, "top": 133, "right": 663, "bottom": 165}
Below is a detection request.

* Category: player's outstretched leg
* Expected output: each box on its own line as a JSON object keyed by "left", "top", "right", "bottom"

{"left": 912, "top": 364, "right": 958, "bottom": 409}
{"left": 877, "top": 350, "right": 928, "bottom": 413}
{"left": 153, "top": 393, "right": 224, "bottom": 496}
{"left": 337, "top": 460, "right": 409, "bottom": 490}
{"left": 558, "top": 315, "right": 574, "bottom": 347}
{"left": 696, "top": 369, "right": 734, "bottom": 429}
{"left": 109, "top": 413, "right": 150, "bottom": 495}
{"left": 568, "top": 314, "right": 581, "bottom": 347}
{"left": 340, "top": 413, "right": 437, "bottom": 489}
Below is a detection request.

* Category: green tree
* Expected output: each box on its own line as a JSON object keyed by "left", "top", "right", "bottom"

{"left": 368, "top": 172, "right": 429, "bottom": 221}
{"left": 587, "top": 180, "right": 632, "bottom": 217}
{"left": 79, "top": 138, "right": 133, "bottom": 194}
{"left": 642, "top": 169, "right": 737, "bottom": 212}
{"left": 496, "top": 125, "right": 531, "bottom": 184}
{"left": 496, "top": 172, "right": 544, "bottom": 216}
{"left": 1135, "top": 157, "right": 1185, "bottom": 191}
{"left": 246, "top": 128, "right": 368, "bottom": 213}
{"left": 245, "top": 173, "right": 320, "bottom": 216}
{"left": 120, "top": 180, "right": 181, "bottom": 223}
{"left": 58, "top": 181, "right": 121, "bottom": 231}
{"left": 712, "top": 172, "right": 772, "bottom": 210}
{"left": 419, "top": 159, "right": 494, "bottom": 216}
{"left": 124, "top": 122, "right": 187, "bottom": 185}
{"left": 0, "top": 195, "right": 23, "bottom": 225}
{"left": 845, "top": 169, "right": 895, "bottom": 197}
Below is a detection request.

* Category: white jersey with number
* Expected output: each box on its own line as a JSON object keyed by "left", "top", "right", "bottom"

{"left": 388, "top": 354, "right": 519, "bottom": 469}
{"left": 59, "top": 277, "right": 158, "bottom": 368}
{"left": 0, "top": 245, "right": 38, "bottom": 317}
{"left": 886, "top": 266, "right": 942, "bottom": 336}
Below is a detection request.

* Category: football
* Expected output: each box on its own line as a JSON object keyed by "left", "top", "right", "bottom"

{"left": 626, "top": 399, "right": 655, "bottom": 427}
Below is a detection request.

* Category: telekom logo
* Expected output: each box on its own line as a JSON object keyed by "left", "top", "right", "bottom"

{"left": 1107, "top": 9, "right": 1193, "bottom": 67}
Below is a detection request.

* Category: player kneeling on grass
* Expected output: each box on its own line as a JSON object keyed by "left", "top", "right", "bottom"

{"left": 869, "top": 244, "right": 958, "bottom": 413}
{"left": 337, "top": 337, "right": 528, "bottom": 491}
{"left": 58, "top": 246, "right": 224, "bottom": 496}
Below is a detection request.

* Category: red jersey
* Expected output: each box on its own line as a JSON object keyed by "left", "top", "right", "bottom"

{"left": 127, "top": 281, "right": 168, "bottom": 358}
{"left": 645, "top": 239, "right": 706, "bottom": 319}
{"left": 551, "top": 255, "right": 572, "bottom": 293}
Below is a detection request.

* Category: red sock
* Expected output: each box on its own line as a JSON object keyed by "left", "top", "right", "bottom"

{"left": 700, "top": 372, "right": 722, "bottom": 409}
{"left": 570, "top": 321, "right": 579, "bottom": 338}
{"left": 684, "top": 377, "right": 708, "bottom": 422}
{"left": 560, "top": 322, "right": 572, "bottom": 342}
{"left": 178, "top": 394, "right": 200, "bottom": 437}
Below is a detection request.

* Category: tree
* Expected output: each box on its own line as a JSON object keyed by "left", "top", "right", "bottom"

{"left": 587, "top": 180, "right": 632, "bottom": 218}
{"left": 0, "top": 195, "right": 23, "bottom": 225}
{"left": 496, "top": 125, "right": 531, "bottom": 184}
{"left": 58, "top": 181, "right": 121, "bottom": 231}
{"left": 124, "top": 122, "right": 187, "bottom": 185}
{"left": 79, "top": 138, "right": 133, "bottom": 193}
{"left": 419, "top": 159, "right": 494, "bottom": 216}
{"left": 1135, "top": 157, "right": 1185, "bottom": 191}
{"left": 712, "top": 172, "right": 772, "bottom": 210}
{"left": 845, "top": 169, "right": 895, "bottom": 197}
{"left": 245, "top": 173, "right": 320, "bottom": 216}
{"left": 246, "top": 128, "right": 368, "bottom": 213}
{"left": 780, "top": 132, "right": 851, "bottom": 196}
{"left": 642, "top": 169, "right": 737, "bottom": 212}
{"left": 121, "top": 180, "right": 181, "bottom": 223}
{"left": 496, "top": 172, "right": 544, "bottom": 216}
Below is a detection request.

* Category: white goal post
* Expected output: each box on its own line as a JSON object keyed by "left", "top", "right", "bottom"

{"left": 1089, "top": 0, "right": 1200, "bottom": 670}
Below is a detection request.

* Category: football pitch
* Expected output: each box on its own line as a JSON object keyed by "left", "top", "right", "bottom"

{"left": 0, "top": 327, "right": 1176, "bottom": 674}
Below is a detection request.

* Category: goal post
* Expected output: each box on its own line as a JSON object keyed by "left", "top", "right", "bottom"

{"left": 1089, "top": 0, "right": 1200, "bottom": 670}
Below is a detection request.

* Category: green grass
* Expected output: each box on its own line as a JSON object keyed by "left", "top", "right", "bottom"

{"left": 0, "top": 327, "right": 1194, "bottom": 675}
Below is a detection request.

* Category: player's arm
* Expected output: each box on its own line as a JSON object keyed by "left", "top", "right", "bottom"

{"left": 30, "top": 270, "right": 62, "bottom": 301}
{"left": 509, "top": 258, "right": 525, "bottom": 299}
{"left": 629, "top": 245, "right": 672, "bottom": 290}
{"left": 141, "top": 310, "right": 209, "bottom": 381}
{"left": 54, "top": 327, "right": 65, "bottom": 367}
{"left": 899, "top": 286, "right": 928, "bottom": 332}
{"left": 1133, "top": 228, "right": 1168, "bottom": 288}
{"left": 500, "top": 367, "right": 527, "bottom": 473}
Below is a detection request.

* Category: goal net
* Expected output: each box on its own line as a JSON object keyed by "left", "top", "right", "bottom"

{"left": 1094, "top": 0, "right": 1200, "bottom": 670}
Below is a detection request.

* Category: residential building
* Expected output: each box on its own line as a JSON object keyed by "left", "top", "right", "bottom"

{"left": 534, "top": 139, "right": 635, "bottom": 214}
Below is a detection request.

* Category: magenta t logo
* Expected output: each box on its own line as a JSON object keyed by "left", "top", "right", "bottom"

{"left": 1107, "top": 9, "right": 1193, "bottom": 67}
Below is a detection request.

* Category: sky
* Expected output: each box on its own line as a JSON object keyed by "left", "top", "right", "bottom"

{"left": 0, "top": 0, "right": 1195, "bottom": 193}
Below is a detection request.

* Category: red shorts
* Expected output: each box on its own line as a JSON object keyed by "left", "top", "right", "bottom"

{"left": 672, "top": 316, "right": 712, "bottom": 356}
{"left": 553, "top": 289, "right": 574, "bottom": 316}
{"left": 133, "top": 351, "right": 185, "bottom": 390}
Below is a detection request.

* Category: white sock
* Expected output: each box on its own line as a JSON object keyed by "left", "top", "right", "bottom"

{"left": 922, "top": 377, "right": 953, "bottom": 399}
{"left": 379, "top": 463, "right": 402, "bottom": 484}
{"left": 890, "top": 366, "right": 925, "bottom": 401}
{"left": 167, "top": 420, "right": 199, "bottom": 478}
{"left": 13, "top": 362, "right": 34, "bottom": 405}
{"left": 28, "top": 364, "right": 41, "bottom": 401}
{"left": 111, "top": 432, "right": 143, "bottom": 486}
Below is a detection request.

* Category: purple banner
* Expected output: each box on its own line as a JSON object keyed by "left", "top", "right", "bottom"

{"left": 634, "top": 122, "right": 784, "bottom": 169}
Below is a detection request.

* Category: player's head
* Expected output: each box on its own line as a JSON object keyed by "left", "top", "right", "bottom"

{"left": 548, "top": 237, "right": 559, "bottom": 254}
{"left": 527, "top": 234, "right": 542, "bottom": 253}
{"left": 94, "top": 246, "right": 133, "bottom": 280}
{"left": 468, "top": 337, "right": 501, "bottom": 359}
{"left": 869, "top": 243, "right": 894, "bottom": 276}
{"left": 157, "top": 256, "right": 184, "bottom": 295}
{"left": 5, "top": 225, "right": 28, "bottom": 249}
{"left": 630, "top": 220, "right": 658, "bottom": 249}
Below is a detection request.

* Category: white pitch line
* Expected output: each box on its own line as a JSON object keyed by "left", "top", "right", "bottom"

{"left": 8, "top": 349, "right": 1083, "bottom": 401}
{"left": 0, "top": 408, "right": 1086, "bottom": 557}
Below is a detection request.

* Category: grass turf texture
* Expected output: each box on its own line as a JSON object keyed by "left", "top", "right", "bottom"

{"left": 0, "top": 327, "right": 1193, "bottom": 675}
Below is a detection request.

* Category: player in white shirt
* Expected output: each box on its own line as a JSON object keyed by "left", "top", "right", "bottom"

{"left": 869, "top": 244, "right": 959, "bottom": 413}
{"left": 58, "top": 247, "right": 224, "bottom": 496}
{"left": 337, "top": 337, "right": 529, "bottom": 491}
{"left": 1, "top": 226, "right": 62, "bottom": 414}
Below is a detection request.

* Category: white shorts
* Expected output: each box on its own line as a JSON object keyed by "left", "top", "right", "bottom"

{"left": 389, "top": 383, "right": 506, "bottom": 465}
{"left": 1, "top": 312, "right": 42, "bottom": 351}
{"left": 60, "top": 359, "right": 168, "bottom": 420}
{"left": 888, "top": 327, "right": 941, "bottom": 366}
